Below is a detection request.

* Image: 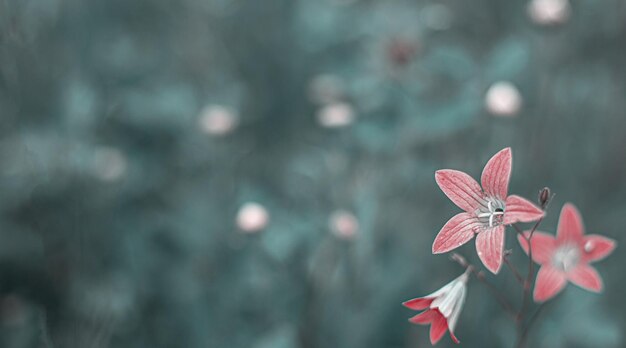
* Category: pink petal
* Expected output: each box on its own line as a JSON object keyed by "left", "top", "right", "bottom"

{"left": 503, "top": 195, "right": 544, "bottom": 225}
{"left": 481, "top": 147, "right": 512, "bottom": 199}
{"left": 517, "top": 231, "right": 557, "bottom": 264}
{"left": 432, "top": 213, "right": 480, "bottom": 254}
{"left": 449, "top": 329, "right": 460, "bottom": 344}
{"left": 429, "top": 310, "right": 448, "bottom": 345}
{"left": 582, "top": 235, "right": 616, "bottom": 263}
{"left": 533, "top": 266, "right": 567, "bottom": 302}
{"left": 403, "top": 298, "right": 434, "bottom": 310}
{"left": 409, "top": 309, "right": 438, "bottom": 324}
{"left": 567, "top": 264, "right": 603, "bottom": 292}
{"left": 435, "top": 170, "right": 485, "bottom": 212}
{"left": 475, "top": 225, "right": 505, "bottom": 274}
{"left": 556, "top": 203, "right": 585, "bottom": 243}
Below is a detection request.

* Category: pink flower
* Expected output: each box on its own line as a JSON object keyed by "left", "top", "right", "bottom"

{"left": 403, "top": 271, "right": 469, "bottom": 345}
{"left": 433, "top": 148, "right": 544, "bottom": 273}
{"left": 518, "top": 203, "right": 616, "bottom": 302}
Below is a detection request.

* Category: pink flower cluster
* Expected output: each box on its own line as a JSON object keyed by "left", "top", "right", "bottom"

{"left": 403, "top": 148, "right": 616, "bottom": 345}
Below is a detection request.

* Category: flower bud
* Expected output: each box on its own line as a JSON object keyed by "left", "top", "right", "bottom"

{"left": 538, "top": 187, "right": 551, "bottom": 208}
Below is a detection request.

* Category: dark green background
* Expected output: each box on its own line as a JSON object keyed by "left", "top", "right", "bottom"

{"left": 0, "top": 0, "right": 624, "bottom": 347}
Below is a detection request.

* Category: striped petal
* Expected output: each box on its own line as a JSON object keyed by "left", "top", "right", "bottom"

{"left": 582, "top": 235, "right": 616, "bottom": 263}
{"left": 567, "top": 264, "right": 603, "bottom": 293}
{"left": 403, "top": 298, "right": 434, "bottom": 311}
{"left": 409, "top": 309, "right": 439, "bottom": 324}
{"left": 444, "top": 284, "right": 466, "bottom": 334}
{"left": 557, "top": 203, "right": 585, "bottom": 243}
{"left": 432, "top": 213, "right": 480, "bottom": 254}
{"left": 435, "top": 170, "right": 485, "bottom": 212}
{"left": 475, "top": 225, "right": 505, "bottom": 274}
{"left": 481, "top": 147, "right": 512, "bottom": 199}
{"left": 503, "top": 195, "right": 544, "bottom": 225}
{"left": 449, "top": 330, "right": 460, "bottom": 344}
{"left": 429, "top": 310, "right": 448, "bottom": 345}
{"left": 533, "top": 266, "right": 567, "bottom": 302}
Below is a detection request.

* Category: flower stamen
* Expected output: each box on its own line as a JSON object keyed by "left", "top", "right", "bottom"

{"left": 552, "top": 244, "right": 580, "bottom": 272}
{"left": 477, "top": 201, "right": 505, "bottom": 227}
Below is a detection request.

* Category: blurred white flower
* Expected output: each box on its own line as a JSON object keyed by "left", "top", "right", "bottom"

{"left": 92, "top": 146, "right": 127, "bottom": 182}
{"left": 317, "top": 102, "right": 355, "bottom": 128}
{"left": 329, "top": 210, "right": 359, "bottom": 240}
{"left": 198, "top": 105, "right": 238, "bottom": 135}
{"left": 236, "top": 202, "right": 270, "bottom": 233}
{"left": 485, "top": 82, "right": 522, "bottom": 117}
{"left": 528, "top": 0, "right": 571, "bottom": 26}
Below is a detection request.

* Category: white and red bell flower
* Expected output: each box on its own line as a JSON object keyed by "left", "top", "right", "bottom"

{"left": 403, "top": 270, "right": 469, "bottom": 345}
{"left": 518, "top": 203, "right": 616, "bottom": 302}
{"left": 432, "top": 148, "right": 544, "bottom": 273}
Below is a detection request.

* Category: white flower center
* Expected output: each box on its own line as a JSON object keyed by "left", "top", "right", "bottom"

{"left": 476, "top": 199, "right": 505, "bottom": 228}
{"left": 552, "top": 244, "right": 580, "bottom": 272}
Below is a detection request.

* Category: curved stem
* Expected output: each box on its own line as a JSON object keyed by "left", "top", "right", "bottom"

{"left": 450, "top": 253, "right": 516, "bottom": 319}
{"left": 518, "top": 218, "right": 543, "bottom": 317}
{"left": 514, "top": 216, "right": 544, "bottom": 348}
{"left": 39, "top": 309, "right": 54, "bottom": 348}
{"left": 517, "top": 303, "right": 545, "bottom": 347}
{"left": 511, "top": 223, "right": 525, "bottom": 237}
{"left": 503, "top": 253, "right": 524, "bottom": 285}
{"left": 516, "top": 289, "right": 564, "bottom": 348}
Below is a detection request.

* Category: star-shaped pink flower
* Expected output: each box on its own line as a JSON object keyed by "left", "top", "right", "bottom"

{"left": 518, "top": 203, "right": 616, "bottom": 302}
{"left": 433, "top": 148, "right": 544, "bottom": 273}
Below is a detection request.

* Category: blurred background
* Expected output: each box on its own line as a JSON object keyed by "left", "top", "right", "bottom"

{"left": 0, "top": 0, "right": 625, "bottom": 347}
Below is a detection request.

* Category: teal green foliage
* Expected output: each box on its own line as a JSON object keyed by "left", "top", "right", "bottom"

{"left": 0, "top": 0, "right": 624, "bottom": 347}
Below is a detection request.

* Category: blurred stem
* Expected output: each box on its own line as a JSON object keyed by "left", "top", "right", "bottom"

{"left": 518, "top": 218, "right": 542, "bottom": 315}
{"left": 516, "top": 289, "right": 564, "bottom": 348}
{"left": 39, "top": 309, "right": 54, "bottom": 348}
{"left": 299, "top": 238, "right": 343, "bottom": 348}
{"left": 513, "top": 218, "right": 542, "bottom": 348}
{"left": 514, "top": 189, "right": 553, "bottom": 348}
{"left": 503, "top": 251, "right": 524, "bottom": 285}
{"left": 517, "top": 303, "right": 546, "bottom": 348}
{"left": 450, "top": 254, "right": 516, "bottom": 319}
{"left": 511, "top": 223, "right": 524, "bottom": 237}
